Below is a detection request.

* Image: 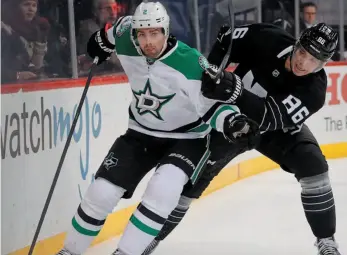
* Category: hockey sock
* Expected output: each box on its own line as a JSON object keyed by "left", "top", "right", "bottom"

{"left": 156, "top": 195, "right": 193, "bottom": 241}
{"left": 141, "top": 196, "right": 193, "bottom": 255}
{"left": 117, "top": 164, "right": 188, "bottom": 254}
{"left": 300, "top": 172, "right": 336, "bottom": 238}
{"left": 64, "top": 178, "right": 125, "bottom": 254}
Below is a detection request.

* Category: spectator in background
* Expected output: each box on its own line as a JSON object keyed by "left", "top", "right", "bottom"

{"left": 37, "top": 0, "right": 71, "bottom": 78}
{"left": 77, "top": 0, "right": 123, "bottom": 76}
{"left": 267, "top": 1, "right": 318, "bottom": 37}
{"left": 301, "top": 2, "right": 317, "bottom": 30}
{"left": 44, "top": 21, "right": 70, "bottom": 78}
{"left": 1, "top": 0, "right": 50, "bottom": 84}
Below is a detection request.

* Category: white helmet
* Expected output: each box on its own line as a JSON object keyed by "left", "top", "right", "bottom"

{"left": 132, "top": 2, "right": 170, "bottom": 36}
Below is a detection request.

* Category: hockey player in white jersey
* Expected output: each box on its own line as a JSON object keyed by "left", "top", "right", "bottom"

{"left": 56, "top": 2, "right": 259, "bottom": 255}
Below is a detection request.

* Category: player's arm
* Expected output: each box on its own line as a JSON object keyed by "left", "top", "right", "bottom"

{"left": 208, "top": 23, "right": 293, "bottom": 67}
{"left": 236, "top": 83, "right": 326, "bottom": 132}
{"left": 202, "top": 72, "right": 326, "bottom": 132}
{"left": 208, "top": 23, "right": 268, "bottom": 66}
{"left": 195, "top": 91, "right": 259, "bottom": 145}
{"left": 86, "top": 16, "right": 130, "bottom": 64}
{"left": 184, "top": 57, "right": 259, "bottom": 145}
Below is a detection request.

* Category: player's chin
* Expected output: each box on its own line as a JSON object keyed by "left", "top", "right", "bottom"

{"left": 293, "top": 65, "right": 310, "bottom": 76}
{"left": 293, "top": 70, "right": 309, "bottom": 76}
{"left": 144, "top": 50, "right": 158, "bottom": 59}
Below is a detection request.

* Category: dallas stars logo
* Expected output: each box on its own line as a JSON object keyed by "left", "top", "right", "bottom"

{"left": 132, "top": 80, "right": 175, "bottom": 120}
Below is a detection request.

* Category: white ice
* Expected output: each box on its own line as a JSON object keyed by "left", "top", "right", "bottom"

{"left": 85, "top": 158, "right": 347, "bottom": 254}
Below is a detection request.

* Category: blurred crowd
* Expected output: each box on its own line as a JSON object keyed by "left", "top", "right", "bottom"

{"left": 1, "top": 0, "right": 132, "bottom": 84}
{"left": 1, "top": 0, "right": 346, "bottom": 85}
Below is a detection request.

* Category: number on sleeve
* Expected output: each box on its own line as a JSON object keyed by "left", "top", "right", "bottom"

{"left": 292, "top": 107, "right": 310, "bottom": 123}
{"left": 232, "top": 27, "right": 249, "bottom": 39}
{"left": 282, "top": 95, "right": 310, "bottom": 124}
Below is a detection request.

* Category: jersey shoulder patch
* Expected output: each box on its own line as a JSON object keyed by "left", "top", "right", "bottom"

{"left": 160, "top": 41, "right": 208, "bottom": 80}
{"left": 114, "top": 16, "right": 140, "bottom": 57}
{"left": 115, "top": 16, "right": 132, "bottom": 38}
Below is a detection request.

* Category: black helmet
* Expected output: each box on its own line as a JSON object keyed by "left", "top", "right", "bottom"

{"left": 297, "top": 23, "right": 338, "bottom": 62}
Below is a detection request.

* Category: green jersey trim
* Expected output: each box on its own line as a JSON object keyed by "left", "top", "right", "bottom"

{"left": 209, "top": 105, "right": 237, "bottom": 130}
{"left": 160, "top": 41, "right": 209, "bottom": 80}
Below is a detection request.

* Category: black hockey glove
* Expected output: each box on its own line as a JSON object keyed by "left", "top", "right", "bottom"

{"left": 87, "top": 27, "right": 115, "bottom": 65}
{"left": 202, "top": 69, "right": 243, "bottom": 104}
{"left": 223, "top": 113, "right": 260, "bottom": 150}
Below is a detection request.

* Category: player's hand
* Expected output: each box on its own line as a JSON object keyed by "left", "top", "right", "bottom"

{"left": 216, "top": 25, "right": 232, "bottom": 50}
{"left": 223, "top": 113, "right": 260, "bottom": 149}
{"left": 87, "top": 27, "right": 115, "bottom": 65}
{"left": 201, "top": 70, "right": 243, "bottom": 104}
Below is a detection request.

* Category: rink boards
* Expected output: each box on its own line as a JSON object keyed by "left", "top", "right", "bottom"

{"left": 1, "top": 62, "right": 347, "bottom": 255}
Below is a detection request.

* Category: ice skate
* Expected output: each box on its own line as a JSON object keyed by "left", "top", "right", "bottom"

{"left": 55, "top": 248, "right": 76, "bottom": 255}
{"left": 315, "top": 237, "right": 341, "bottom": 255}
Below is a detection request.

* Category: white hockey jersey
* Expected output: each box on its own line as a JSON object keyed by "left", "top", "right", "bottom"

{"left": 106, "top": 16, "right": 238, "bottom": 139}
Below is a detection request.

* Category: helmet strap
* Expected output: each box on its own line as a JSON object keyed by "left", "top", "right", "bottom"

{"left": 155, "top": 36, "right": 168, "bottom": 58}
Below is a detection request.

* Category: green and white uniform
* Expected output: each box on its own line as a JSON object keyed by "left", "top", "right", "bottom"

{"left": 106, "top": 16, "right": 238, "bottom": 139}
{"left": 56, "top": 7, "right": 242, "bottom": 255}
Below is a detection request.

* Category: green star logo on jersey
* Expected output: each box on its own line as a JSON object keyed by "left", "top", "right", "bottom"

{"left": 132, "top": 80, "right": 176, "bottom": 120}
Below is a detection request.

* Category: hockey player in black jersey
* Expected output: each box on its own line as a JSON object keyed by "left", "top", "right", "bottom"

{"left": 142, "top": 23, "right": 341, "bottom": 255}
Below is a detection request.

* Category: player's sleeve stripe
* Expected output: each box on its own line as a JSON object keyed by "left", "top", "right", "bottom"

{"left": 264, "top": 122, "right": 271, "bottom": 133}
{"left": 269, "top": 96, "right": 284, "bottom": 129}
{"left": 259, "top": 103, "right": 267, "bottom": 129}
{"left": 266, "top": 101, "right": 277, "bottom": 130}
{"left": 209, "top": 105, "right": 237, "bottom": 132}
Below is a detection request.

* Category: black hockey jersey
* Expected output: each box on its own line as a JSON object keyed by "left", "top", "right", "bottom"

{"left": 208, "top": 23, "right": 327, "bottom": 133}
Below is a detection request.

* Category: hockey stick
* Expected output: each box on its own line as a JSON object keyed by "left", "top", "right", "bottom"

{"left": 207, "top": 0, "right": 235, "bottom": 82}
{"left": 28, "top": 57, "right": 99, "bottom": 255}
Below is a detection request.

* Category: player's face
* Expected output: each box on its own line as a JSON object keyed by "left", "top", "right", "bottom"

{"left": 136, "top": 28, "right": 166, "bottom": 59}
{"left": 19, "top": 0, "right": 37, "bottom": 21}
{"left": 291, "top": 47, "right": 324, "bottom": 76}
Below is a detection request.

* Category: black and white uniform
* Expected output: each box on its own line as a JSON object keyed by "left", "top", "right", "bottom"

{"left": 182, "top": 23, "right": 335, "bottom": 239}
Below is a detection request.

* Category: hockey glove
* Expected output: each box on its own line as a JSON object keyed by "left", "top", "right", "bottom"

{"left": 202, "top": 69, "right": 243, "bottom": 104}
{"left": 87, "top": 27, "right": 115, "bottom": 65}
{"left": 223, "top": 113, "right": 260, "bottom": 150}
